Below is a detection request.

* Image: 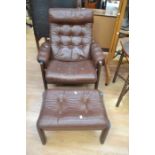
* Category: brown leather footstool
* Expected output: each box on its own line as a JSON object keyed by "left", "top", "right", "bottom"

{"left": 37, "top": 89, "right": 110, "bottom": 145}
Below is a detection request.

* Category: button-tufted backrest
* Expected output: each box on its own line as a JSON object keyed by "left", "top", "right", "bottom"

{"left": 49, "top": 8, "right": 93, "bottom": 61}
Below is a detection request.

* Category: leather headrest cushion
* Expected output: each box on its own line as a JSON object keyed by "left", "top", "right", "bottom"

{"left": 49, "top": 8, "right": 93, "bottom": 24}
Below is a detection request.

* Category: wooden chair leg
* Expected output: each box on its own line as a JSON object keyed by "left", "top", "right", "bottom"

{"left": 116, "top": 75, "right": 129, "bottom": 107}
{"left": 37, "top": 127, "right": 46, "bottom": 145}
{"left": 95, "top": 82, "right": 98, "bottom": 89}
{"left": 40, "top": 64, "right": 48, "bottom": 90}
{"left": 112, "top": 51, "right": 124, "bottom": 83}
{"left": 104, "top": 62, "right": 111, "bottom": 86}
{"left": 34, "top": 35, "right": 39, "bottom": 51}
{"left": 95, "top": 61, "right": 102, "bottom": 89}
{"left": 100, "top": 126, "right": 110, "bottom": 144}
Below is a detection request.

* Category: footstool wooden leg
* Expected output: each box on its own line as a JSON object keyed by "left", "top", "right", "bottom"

{"left": 100, "top": 126, "right": 110, "bottom": 144}
{"left": 37, "top": 127, "right": 46, "bottom": 145}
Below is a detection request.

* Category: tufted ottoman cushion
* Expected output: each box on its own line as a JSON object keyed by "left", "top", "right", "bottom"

{"left": 37, "top": 89, "right": 110, "bottom": 145}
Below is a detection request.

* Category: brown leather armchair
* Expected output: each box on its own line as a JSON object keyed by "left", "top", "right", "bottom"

{"left": 37, "top": 8, "right": 105, "bottom": 89}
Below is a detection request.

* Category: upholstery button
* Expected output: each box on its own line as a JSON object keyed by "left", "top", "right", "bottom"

{"left": 69, "top": 45, "right": 73, "bottom": 49}
{"left": 83, "top": 97, "right": 89, "bottom": 103}
{"left": 57, "top": 42, "right": 61, "bottom": 46}
{"left": 69, "top": 32, "right": 72, "bottom": 36}
{"left": 79, "top": 45, "right": 83, "bottom": 48}
{"left": 68, "top": 42, "right": 71, "bottom": 45}
{"left": 80, "top": 32, "right": 84, "bottom": 36}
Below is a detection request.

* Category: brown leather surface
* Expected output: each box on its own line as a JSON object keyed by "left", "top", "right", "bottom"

{"left": 37, "top": 41, "right": 51, "bottom": 65}
{"left": 90, "top": 42, "right": 105, "bottom": 66}
{"left": 49, "top": 8, "right": 92, "bottom": 61}
{"left": 49, "top": 8, "right": 93, "bottom": 24}
{"left": 46, "top": 60, "right": 97, "bottom": 84}
{"left": 37, "top": 89, "right": 110, "bottom": 130}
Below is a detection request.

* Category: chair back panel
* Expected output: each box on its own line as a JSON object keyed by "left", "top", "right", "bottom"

{"left": 30, "top": 0, "right": 80, "bottom": 40}
{"left": 49, "top": 8, "right": 93, "bottom": 61}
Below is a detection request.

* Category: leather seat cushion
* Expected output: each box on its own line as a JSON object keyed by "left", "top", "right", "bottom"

{"left": 45, "top": 60, "right": 97, "bottom": 84}
{"left": 37, "top": 89, "right": 110, "bottom": 130}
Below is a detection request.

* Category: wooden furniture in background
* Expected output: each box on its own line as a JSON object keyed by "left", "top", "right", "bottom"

{"left": 93, "top": 10, "right": 116, "bottom": 50}
{"left": 112, "top": 38, "right": 129, "bottom": 107}
{"left": 116, "top": 75, "right": 129, "bottom": 107}
{"left": 108, "top": 0, "right": 128, "bottom": 61}
{"left": 92, "top": 8, "right": 117, "bottom": 85}
{"left": 85, "top": 0, "right": 98, "bottom": 8}
{"left": 105, "top": 0, "right": 128, "bottom": 84}
{"left": 92, "top": 9, "right": 117, "bottom": 85}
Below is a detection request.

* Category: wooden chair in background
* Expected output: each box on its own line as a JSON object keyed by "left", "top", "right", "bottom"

{"left": 105, "top": 0, "right": 128, "bottom": 85}
{"left": 112, "top": 37, "right": 129, "bottom": 107}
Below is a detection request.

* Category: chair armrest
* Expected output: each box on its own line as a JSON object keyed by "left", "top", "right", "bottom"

{"left": 90, "top": 42, "right": 104, "bottom": 67}
{"left": 37, "top": 41, "right": 51, "bottom": 65}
